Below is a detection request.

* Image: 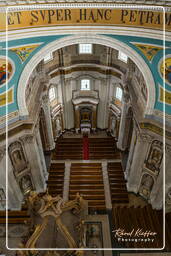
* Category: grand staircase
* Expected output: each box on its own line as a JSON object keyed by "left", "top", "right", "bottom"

{"left": 69, "top": 163, "right": 106, "bottom": 212}
{"left": 108, "top": 162, "right": 129, "bottom": 204}
{"left": 47, "top": 162, "right": 65, "bottom": 197}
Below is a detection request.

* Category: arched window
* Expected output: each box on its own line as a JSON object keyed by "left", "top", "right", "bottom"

{"left": 81, "top": 79, "right": 90, "bottom": 90}
{"left": 49, "top": 87, "right": 56, "bottom": 101}
{"left": 118, "top": 51, "right": 128, "bottom": 63}
{"left": 116, "top": 87, "right": 122, "bottom": 101}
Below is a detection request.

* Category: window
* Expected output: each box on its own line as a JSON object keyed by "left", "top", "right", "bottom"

{"left": 44, "top": 52, "right": 53, "bottom": 63}
{"left": 49, "top": 87, "right": 56, "bottom": 101}
{"left": 81, "top": 79, "right": 90, "bottom": 90}
{"left": 79, "top": 44, "right": 92, "bottom": 54}
{"left": 116, "top": 87, "right": 122, "bottom": 101}
{"left": 118, "top": 51, "right": 128, "bottom": 63}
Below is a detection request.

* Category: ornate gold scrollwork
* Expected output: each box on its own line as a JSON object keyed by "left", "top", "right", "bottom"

{"left": 18, "top": 191, "right": 85, "bottom": 256}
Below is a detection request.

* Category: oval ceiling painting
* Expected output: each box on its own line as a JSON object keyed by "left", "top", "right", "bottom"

{"left": 0, "top": 58, "right": 13, "bottom": 86}
{"left": 160, "top": 57, "right": 171, "bottom": 85}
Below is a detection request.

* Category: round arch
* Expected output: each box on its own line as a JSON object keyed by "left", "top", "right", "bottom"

{"left": 17, "top": 34, "right": 156, "bottom": 117}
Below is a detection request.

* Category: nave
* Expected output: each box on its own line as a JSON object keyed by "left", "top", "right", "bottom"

{"left": 0, "top": 131, "right": 169, "bottom": 252}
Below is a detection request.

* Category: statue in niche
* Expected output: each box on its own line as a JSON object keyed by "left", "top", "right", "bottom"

{"left": 139, "top": 173, "right": 154, "bottom": 199}
{"left": 145, "top": 140, "right": 163, "bottom": 173}
{"left": 19, "top": 175, "right": 33, "bottom": 195}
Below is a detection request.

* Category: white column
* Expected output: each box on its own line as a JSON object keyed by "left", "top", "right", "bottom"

{"left": 127, "top": 133, "right": 153, "bottom": 193}
{"left": 36, "top": 127, "right": 48, "bottom": 181}
{"left": 102, "top": 161, "right": 112, "bottom": 210}
{"left": 117, "top": 90, "right": 130, "bottom": 151}
{"left": 21, "top": 135, "right": 47, "bottom": 193}
{"left": 63, "top": 161, "right": 71, "bottom": 202}
{"left": 42, "top": 94, "right": 55, "bottom": 151}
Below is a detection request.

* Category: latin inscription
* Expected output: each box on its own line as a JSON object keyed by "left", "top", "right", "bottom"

{"left": 0, "top": 9, "right": 170, "bottom": 31}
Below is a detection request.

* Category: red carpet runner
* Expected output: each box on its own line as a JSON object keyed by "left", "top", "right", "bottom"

{"left": 83, "top": 136, "right": 89, "bottom": 160}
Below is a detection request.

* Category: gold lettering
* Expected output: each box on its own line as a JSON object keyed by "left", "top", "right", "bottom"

{"left": 121, "top": 10, "right": 128, "bottom": 23}
{"left": 129, "top": 10, "right": 137, "bottom": 22}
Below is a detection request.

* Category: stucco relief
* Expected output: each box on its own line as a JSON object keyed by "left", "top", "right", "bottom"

{"left": 145, "top": 140, "right": 163, "bottom": 174}
{"left": 19, "top": 174, "right": 34, "bottom": 195}
{"left": 8, "top": 141, "right": 28, "bottom": 176}
{"left": 139, "top": 173, "right": 154, "bottom": 200}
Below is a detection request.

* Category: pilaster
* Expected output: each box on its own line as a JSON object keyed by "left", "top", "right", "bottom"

{"left": 20, "top": 135, "right": 46, "bottom": 193}
{"left": 102, "top": 161, "right": 112, "bottom": 210}
{"left": 127, "top": 133, "right": 153, "bottom": 193}
{"left": 42, "top": 94, "right": 55, "bottom": 150}
{"left": 117, "top": 89, "right": 130, "bottom": 151}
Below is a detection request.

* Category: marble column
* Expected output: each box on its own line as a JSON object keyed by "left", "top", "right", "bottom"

{"left": 125, "top": 125, "right": 137, "bottom": 180}
{"left": 117, "top": 90, "right": 130, "bottom": 151}
{"left": 35, "top": 126, "right": 48, "bottom": 181}
{"left": 42, "top": 94, "right": 55, "bottom": 151}
{"left": 63, "top": 161, "right": 71, "bottom": 202}
{"left": 127, "top": 133, "right": 153, "bottom": 193}
{"left": 21, "top": 135, "right": 47, "bottom": 193}
{"left": 92, "top": 105, "right": 97, "bottom": 130}
{"left": 102, "top": 161, "right": 112, "bottom": 210}
{"left": 75, "top": 105, "right": 80, "bottom": 133}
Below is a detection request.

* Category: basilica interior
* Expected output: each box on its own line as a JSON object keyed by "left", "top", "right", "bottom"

{"left": 0, "top": 1, "right": 171, "bottom": 256}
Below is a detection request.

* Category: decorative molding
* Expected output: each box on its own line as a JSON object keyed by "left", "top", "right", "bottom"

{"left": 20, "top": 134, "right": 35, "bottom": 144}
{"left": 139, "top": 133, "right": 154, "bottom": 143}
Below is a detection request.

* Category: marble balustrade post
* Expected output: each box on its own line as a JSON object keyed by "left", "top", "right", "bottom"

{"left": 102, "top": 161, "right": 112, "bottom": 210}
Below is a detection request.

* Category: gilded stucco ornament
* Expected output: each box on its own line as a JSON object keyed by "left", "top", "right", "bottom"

{"left": 17, "top": 191, "right": 86, "bottom": 256}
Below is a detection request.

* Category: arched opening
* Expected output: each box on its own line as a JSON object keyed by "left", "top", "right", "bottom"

{"left": 18, "top": 35, "right": 156, "bottom": 118}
